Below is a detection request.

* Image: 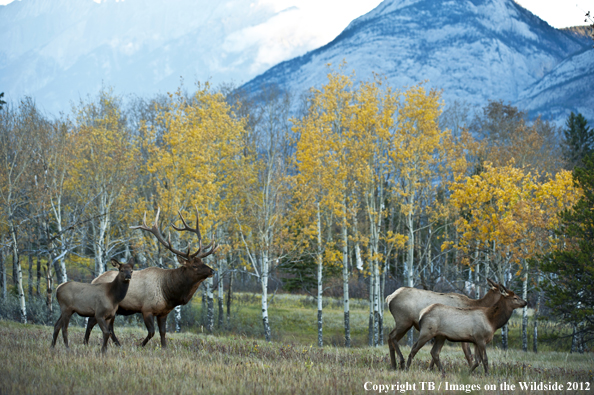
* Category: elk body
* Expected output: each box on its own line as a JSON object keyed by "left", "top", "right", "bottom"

{"left": 406, "top": 285, "right": 527, "bottom": 374}
{"left": 386, "top": 279, "right": 503, "bottom": 369}
{"left": 51, "top": 259, "right": 134, "bottom": 353}
{"left": 84, "top": 208, "right": 218, "bottom": 348}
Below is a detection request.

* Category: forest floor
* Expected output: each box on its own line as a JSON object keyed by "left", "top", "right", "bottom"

{"left": 0, "top": 293, "right": 592, "bottom": 395}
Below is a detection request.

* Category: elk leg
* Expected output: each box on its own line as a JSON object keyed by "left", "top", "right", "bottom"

{"left": 388, "top": 323, "right": 411, "bottom": 369}
{"left": 83, "top": 316, "right": 97, "bottom": 345}
{"left": 96, "top": 316, "right": 110, "bottom": 354}
{"left": 61, "top": 313, "right": 72, "bottom": 348}
{"left": 406, "top": 332, "right": 432, "bottom": 370}
{"left": 108, "top": 317, "right": 121, "bottom": 347}
{"left": 461, "top": 342, "right": 473, "bottom": 367}
{"left": 469, "top": 343, "right": 483, "bottom": 373}
{"left": 157, "top": 315, "right": 168, "bottom": 348}
{"left": 430, "top": 336, "right": 446, "bottom": 375}
{"left": 478, "top": 344, "right": 489, "bottom": 375}
{"left": 51, "top": 315, "right": 63, "bottom": 348}
{"left": 140, "top": 313, "right": 155, "bottom": 347}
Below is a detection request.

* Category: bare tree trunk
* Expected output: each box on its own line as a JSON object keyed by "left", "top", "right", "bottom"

{"left": 206, "top": 276, "right": 214, "bottom": 333}
{"left": 406, "top": 210, "right": 415, "bottom": 347}
{"left": 522, "top": 264, "right": 529, "bottom": 352}
{"left": 316, "top": 203, "right": 323, "bottom": 348}
{"left": 11, "top": 227, "right": 26, "bottom": 323}
{"left": 218, "top": 268, "right": 224, "bottom": 329}
{"left": 0, "top": 247, "right": 5, "bottom": 299}
{"left": 342, "top": 204, "right": 351, "bottom": 347}
{"left": 373, "top": 262, "right": 380, "bottom": 347}
{"left": 201, "top": 283, "right": 207, "bottom": 327}
{"left": 27, "top": 251, "right": 33, "bottom": 298}
{"left": 368, "top": 270, "right": 374, "bottom": 347}
{"left": 533, "top": 273, "right": 541, "bottom": 353}
{"left": 261, "top": 253, "right": 271, "bottom": 342}
{"left": 36, "top": 253, "right": 41, "bottom": 297}
{"left": 174, "top": 305, "right": 181, "bottom": 333}
{"left": 45, "top": 264, "right": 53, "bottom": 324}
{"left": 226, "top": 270, "right": 233, "bottom": 328}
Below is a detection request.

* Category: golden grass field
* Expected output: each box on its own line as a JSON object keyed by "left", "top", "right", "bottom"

{"left": 0, "top": 316, "right": 592, "bottom": 395}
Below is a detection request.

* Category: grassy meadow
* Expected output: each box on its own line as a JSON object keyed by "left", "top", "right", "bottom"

{"left": 1, "top": 293, "right": 593, "bottom": 395}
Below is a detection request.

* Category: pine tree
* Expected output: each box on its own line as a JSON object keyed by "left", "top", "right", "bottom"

{"left": 541, "top": 153, "right": 594, "bottom": 351}
{"left": 563, "top": 112, "right": 593, "bottom": 169}
{"left": 0, "top": 92, "right": 6, "bottom": 110}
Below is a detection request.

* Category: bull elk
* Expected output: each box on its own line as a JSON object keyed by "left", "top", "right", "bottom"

{"left": 84, "top": 208, "right": 218, "bottom": 348}
{"left": 386, "top": 278, "right": 503, "bottom": 369}
{"left": 406, "top": 284, "right": 527, "bottom": 374}
{"left": 51, "top": 259, "right": 134, "bottom": 353}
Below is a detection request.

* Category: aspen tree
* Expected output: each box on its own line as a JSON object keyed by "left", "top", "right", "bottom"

{"left": 70, "top": 90, "right": 137, "bottom": 277}
{"left": 146, "top": 85, "right": 244, "bottom": 332}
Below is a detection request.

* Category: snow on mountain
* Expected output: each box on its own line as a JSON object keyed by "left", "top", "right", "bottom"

{"left": 0, "top": 0, "right": 381, "bottom": 114}
{"left": 241, "top": 0, "right": 591, "bottom": 123}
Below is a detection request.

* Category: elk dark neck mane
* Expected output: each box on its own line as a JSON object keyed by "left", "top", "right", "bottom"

{"left": 486, "top": 300, "right": 516, "bottom": 330}
{"left": 161, "top": 266, "right": 205, "bottom": 307}
{"left": 108, "top": 273, "right": 131, "bottom": 303}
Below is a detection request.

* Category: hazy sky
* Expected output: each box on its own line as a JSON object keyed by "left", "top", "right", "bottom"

{"left": 0, "top": 0, "right": 592, "bottom": 30}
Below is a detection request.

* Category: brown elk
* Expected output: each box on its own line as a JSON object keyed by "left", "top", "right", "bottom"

{"left": 83, "top": 208, "right": 218, "bottom": 348}
{"left": 51, "top": 259, "right": 134, "bottom": 353}
{"left": 406, "top": 284, "right": 527, "bottom": 374}
{"left": 386, "top": 278, "right": 503, "bottom": 370}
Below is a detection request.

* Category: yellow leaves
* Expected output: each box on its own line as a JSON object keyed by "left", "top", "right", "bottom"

{"left": 147, "top": 85, "right": 246, "bottom": 231}
{"left": 449, "top": 162, "right": 581, "bottom": 264}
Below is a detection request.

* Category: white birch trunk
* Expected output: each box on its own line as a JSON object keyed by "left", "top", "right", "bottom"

{"left": 174, "top": 305, "right": 181, "bottom": 333}
{"left": 341, "top": 203, "right": 350, "bottom": 347}
{"left": 522, "top": 263, "right": 529, "bottom": 352}
{"left": 206, "top": 276, "right": 214, "bottom": 332}
{"left": 1, "top": 248, "right": 6, "bottom": 299}
{"left": 10, "top": 226, "right": 26, "bottom": 323}
{"left": 261, "top": 252, "right": 271, "bottom": 341}
{"left": 316, "top": 203, "right": 323, "bottom": 348}
{"left": 406, "top": 210, "right": 414, "bottom": 347}
{"left": 218, "top": 261, "right": 224, "bottom": 329}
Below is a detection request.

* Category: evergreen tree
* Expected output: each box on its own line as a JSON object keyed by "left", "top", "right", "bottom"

{"left": 541, "top": 153, "right": 594, "bottom": 351}
{"left": 563, "top": 112, "right": 593, "bottom": 169}
{"left": 0, "top": 93, "right": 5, "bottom": 110}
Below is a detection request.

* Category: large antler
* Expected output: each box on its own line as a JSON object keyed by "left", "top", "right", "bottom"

{"left": 172, "top": 207, "right": 219, "bottom": 259}
{"left": 131, "top": 207, "right": 219, "bottom": 261}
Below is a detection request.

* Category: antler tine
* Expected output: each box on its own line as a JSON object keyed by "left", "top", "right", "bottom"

{"left": 193, "top": 241, "right": 220, "bottom": 259}
{"left": 130, "top": 207, "right": 189, "bottom": 259}
{"left": 172, "top": 207, "right": 206, "bottom": 254}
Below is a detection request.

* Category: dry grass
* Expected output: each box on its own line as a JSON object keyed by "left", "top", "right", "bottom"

{"left": 0, "top": 320, "right": 592, "bottom": 395}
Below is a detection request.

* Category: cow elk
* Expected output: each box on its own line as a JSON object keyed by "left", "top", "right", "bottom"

{"left": 386, "top": 278, "right": 503, "bottom": 369}
{"left": 406, "top": 284, "right": 527, "bottom": 375}
{"left": 84, "top": 208, "right": 218, "bottom": 348}
{"left": 51, "top": 259, "right": 134, "bottom": 353}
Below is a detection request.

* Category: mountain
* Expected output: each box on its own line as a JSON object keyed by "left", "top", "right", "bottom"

{"left": 0, "top": 0, "right": 380, "bottom": 114}
{"left": 241, "top": 0, "right": 591, "bottom": 124}
{"left": 518, "top": 47, "right": 594, "bottom": 123}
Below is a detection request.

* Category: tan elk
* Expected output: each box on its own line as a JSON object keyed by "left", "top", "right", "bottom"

{"left": 406, "top": 284, "right": 527, "bottom": 374}
{"left": 386, "top": 278, "right": 503, "bottom": 369}
{"left": 84, "top": 208, "right": 218, "bottom": 348}
{"left": 51, "top": 259, "right": 134, "bottom": 353}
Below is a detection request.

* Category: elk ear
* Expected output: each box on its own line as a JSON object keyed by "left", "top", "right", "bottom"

{"left": 111, "top": 259, "right": 121, "bottom": 269}
{"left": 127, "top": 257, "right": 135, "bottom": 269}
{"left": 487, "top": 278, "right": 498, "bottom": 289}
{"left": 176, "top": 255, "right": 189, "bottom": 266}
{"left": 498, "top": 284, "right": 509, "bottom": 296}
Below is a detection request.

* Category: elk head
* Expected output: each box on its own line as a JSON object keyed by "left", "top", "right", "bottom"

{"left": 498, "top": 284, "right": 527, "bottom": 309}
{"left": 110, "top": 258, "right": 134, "bottom": 282}
{"left": 131, "top": 207, "right": 218, "bottom": 279}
